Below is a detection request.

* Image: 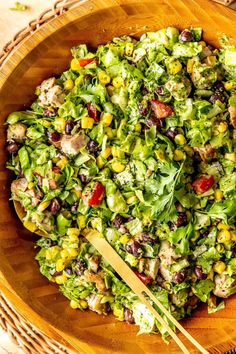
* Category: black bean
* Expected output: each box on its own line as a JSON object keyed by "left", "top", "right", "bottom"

{"left": 124, "top": 308, "right": 135, "bottom": 324}
{"left": 139, "top": 232, "right": 155, "bottom": 244}
{"left": 48, "top": 131, "right": 61, "bottom": 142}
{"left": 50, "top": 198, "right": 61, "bottom": 215}
{"left": 65, "top": 121, "right": 75, "bottom": 135}
{"left": 155, "top": 86, "right": 164, "bottom": 96}
{"left": 194, "top": 266, "right": 207, "bottom": 280}
{"left": 112, "top": 215, "right": 125, "bottom": 229}
{"left": 83, "top": 74, "right": 92, "bottom": 83}
{"left": 209, "top": 92, "right": 225, "bottom": 104}
{"left": 71, "top": 203, "right": 78, "bottom": 214}
{"left": 165, "top": 127, "right": 178, "bottom": 140}
{"left": 141, "top": 85, "right": 148, "bottom": 95}
{"left": 146, "top": 114, "right": 163, "bottom": 130}
{"left": 125, "top": 240, "right": 143, "bottom": 258}
{"left": 214, "top": 81, "right": 225, "bottom": 93}
{"left": 87, "top": 140, "right": 98, "bottom": 154}
{"left": 176, "top": 212, "right": 188, "bottom": 228}
{"left": 179, "top": 29, "right": 193, "bottom": 42}
{"left": 74, "top": 260, "right": 86, "bottom": 276}
{"left": 6, "top": 142, "right": 19, "bottom": 153}
{"left": 173, "top": 271, "right": 186, "bottom": 284}
{"left": 79, "top": 174, "right": 87, "bottom": 183}
{"left": 138, "top": 102, "right": 149, "bottom": 116}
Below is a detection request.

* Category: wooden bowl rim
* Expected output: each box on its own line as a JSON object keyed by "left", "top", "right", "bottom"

{"left": 0, "top": 0, "right": 236, "bottom": 353}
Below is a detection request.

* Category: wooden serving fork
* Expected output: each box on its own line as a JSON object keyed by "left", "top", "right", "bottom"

{"left": 14, "top": 201, "right": 208, "bottom": 354}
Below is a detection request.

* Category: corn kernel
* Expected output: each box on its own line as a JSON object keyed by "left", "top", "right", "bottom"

{"left": 174, "top": 134, "right": 186, "bottom": 145}
{"left": 70, "top": 300, "right": 79, "bottom": 309}
{"left": 231, "top": 232, "right": 236, "bottom": 241}
{"left": 56, "top": 258, "right": 67, "bottom": 272}
{"left": 67, "top": 228, "right": 80, "bottom": 237}
{"left": 56, "top": 156, "right": 68, "bottom": 169}
{"left": 173, "top": 149, "right": 185, "bottom": 161}
{"left": 71, "top": 58, "right": 81, "bottom": 71}
{"left": 218, "top": 121, "right": 228, "bottom": 133}
{"left": 68, "top": 234, "right": 79, "bottom": 243}
{"left": 155, "top": 149, "right": 165, "bottom": 161}
{"left": 205, "top": 55, "right": 216, "bottom": 66}
{"left": 80, "top": 300, "right": 88, "bottom": 309}
{"left": 67, "top": 248, "right": 78, "bottom": 258}
{"left": 54, "top": 117, "right": 66, "bottom": 133}
{"left": 187, "top": 59, "right": 194, "bottom": 74}
{"left": 213, "top": 261, "right": 226, "bottom": 274}
{"left": 135, "top": 123, "right": 142, "bottom": 132}
{"left": 63, "top": 79, "right": 74, "bottom": 91}
{"left": 100, "top": 112, "right": 113, "bottom": 126}
{"left": 225, "top": 153, "right": 236, "bottom": 163}
{"left": 75, "top": 75, "right": 84, "bottom": 86}
{"left": 119, "top": 234, "right": 130, "bottom": 244}
{"left": 23, "top": 220, "right": 38, "bottom": 233}
{"left": 101, "top": 147, "right": 112, "bottom": 159}
{"left": 77, "top": 215, "right": 86, "bottom": 229}
{"left": 98, "top": 71, "right": 111, "bottom": 85}
{"left": 207, "top": 269, "right": 214, "bottom": 280}
{"left": 28, "top": 181, "right": 35, "bottom": 189}
{"left": 199, "top": 41, "right": 206, "bottom": 47}
{"left": 81, "top": 117, "right": 95, "bottom": 129}
{"left": 112, "top": 77, "right": 124, "bottom": 88}
{"left": 217, "top": 229, "right": 231, "bottom": 244}
{"left": 55, "top": 275, "right": 68, "bottom": 284}
{"left": 127, "top": 195, "right": 138, "bottom": 205}
{"left": 38, "top": 200, "right": 51, "bottom": 212}
{"left": 107, "top": 85, "right": 115, "bottom": 96}
{"left": 60, "top": 249, "right": 69, "bottom": 259}
{"left": 45, "top": 246, "right": 61, "bottom": 260}
{"left": 125, "top": 42, "right": 134, "bottom": 56}
{"left": 224, "top": 81, "right": 233, "bottom": 91}
{"left": 184, "top": 145, "right": 194, "bottom": 157}
{"left": 96, "top": 155, "right": 105, "bottom": 169}
{"left": 217, "top": 223, "right": 230, "bottom": 231}
{"left": 111, "top": 146, "right": 124, "bottom": 159}
{"left": 105, "top": 127, "right": 114, "bottom": 139}
{"left": 73, "top": 189, "right": 82, "bottom": 199}
{"left": 214, "top": 189, "right": 223, "bottom": 201}
{"left": 168, "top": 60, "right": 182, "bottom": 75}
{"left": 111, "top": 161, "right": 126, "bottom": 173}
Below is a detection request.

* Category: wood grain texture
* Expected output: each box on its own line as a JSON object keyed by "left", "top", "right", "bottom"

{"left": 0, "top": 1, "right": 236, "bottom": 353}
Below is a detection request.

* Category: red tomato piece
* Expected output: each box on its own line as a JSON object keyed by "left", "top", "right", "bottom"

{"left": 134, "top": 270, "right": 153, "bottom": 285}
{"left": 192, "top": 175, "right": 215, "bottom": 194}
{"left": 151, "top": 99, "right": 174, "bottom": 118}
{"left": 87, "top": 102, "right": 100, "bottom": 122}
{"left": 79, "top": 58, "right": 95, "bottom": 67}
{"left": 52, "top": 166, "right": 61, "bottom": 174}
{"left": 88, "top": 182, "right": 105, "bottom": 206}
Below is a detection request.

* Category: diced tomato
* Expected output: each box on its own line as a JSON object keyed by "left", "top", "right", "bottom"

{"left": 87, "top": 102, "right": 100, "bottom": 122}
{"left": 134, "top": 270, "right": 153, "bottom": 285}
{"left": 88, "top": 182, "right": 105, "bottom": 206}
{"left": 151, "top": 99, "right": 174, "bottom": 118}
{"left": 79, "top": 58, "right": 95, "bottom": 67}
{"left": 49, "top": 180, "right": 58, "bottom": 190}
{"left": 192, "top": 175, "right": 215, "bottom": 194}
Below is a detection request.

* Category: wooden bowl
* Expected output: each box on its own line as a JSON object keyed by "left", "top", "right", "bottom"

{"left": 0, "top": 1, "right": 236, "bottom": 353}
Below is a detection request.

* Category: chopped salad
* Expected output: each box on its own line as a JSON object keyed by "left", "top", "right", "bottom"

{"left": 5, "top": 27, "right": 236, "bottom": 336}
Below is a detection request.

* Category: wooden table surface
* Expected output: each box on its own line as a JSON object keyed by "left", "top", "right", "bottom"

{"left": 0, "top": 0, "right": 235, "bottom": 353}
